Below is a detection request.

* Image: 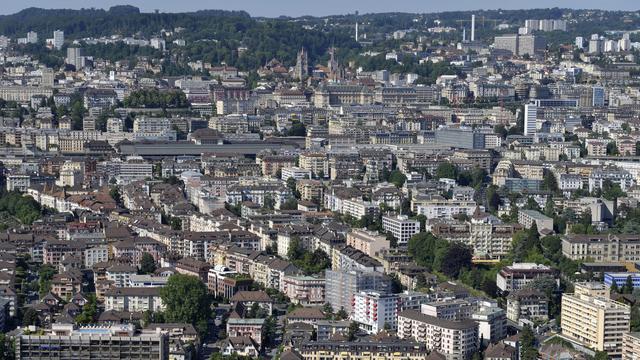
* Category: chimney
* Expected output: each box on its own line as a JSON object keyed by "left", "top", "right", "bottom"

{"left": 471, "top": 15, "right": 476, "bottom": 42}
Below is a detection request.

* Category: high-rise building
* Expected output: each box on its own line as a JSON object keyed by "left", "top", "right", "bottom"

{"left": 26, "top": 31, "right": 38, "bottom": 44}
{"left": 575, "top": 36, "right": 584, "bottom": 49}
{"left": 561, "top": 293, "right": 630, "bottom": 357}
{"left": 324, "top": 269, "right": 391, "bottom": 313}
{"left": 294, "top": 47, "right": 308, "bottom": 80}
{"left": 525, "top": 19, "right": 540, "bottom": 31}
{"left": 524, "top": 103, "right": 537, "bottom": 136}
{"left": 66, "top": 47, "right": 84, "bottom": 69}
{"left": 351, "top": 291, "right": 399, "bottom": 334}
{"left": 622, "top": 332, "right": 640, "bottom": 360}
{"left": 592, "top": 86, "right": 606, "bottom": 107}
{"left": 589, "top": 37, "right": 603, "bottom": 54}
{"left": 53, "top": 30, "right": 64, "bottom": 50}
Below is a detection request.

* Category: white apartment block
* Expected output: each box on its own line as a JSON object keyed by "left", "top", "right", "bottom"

{"left": 281, "top": 166, "right": 311, "bottom": 181}
{"left": 104, "top": 287, "right": 165, "bottom": 313}
{"left": 341, "top": 198, "right": 380, "bottom": 219}
{"left": 352, "top": 291, "right": 399, "bottom": 334}
{"left": 416, "top": 199, "right": 482, "bottom": 220}
{"left": 382, "top": 214, "right": 420, "bottom": 246}
{"left": 84, "top": 246, "right": 109, "bottom": 268}
{"left": 561, "top": 293, "right": 630, "bottom": 357}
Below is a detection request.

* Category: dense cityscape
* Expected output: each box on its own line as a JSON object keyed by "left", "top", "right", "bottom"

{"left": 0, "top": 4, "right": 640, "bottom": 360}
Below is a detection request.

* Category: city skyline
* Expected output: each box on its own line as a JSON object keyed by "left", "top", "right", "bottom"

{"left": 0, "top": 0, "right": 638, "bottom": 17}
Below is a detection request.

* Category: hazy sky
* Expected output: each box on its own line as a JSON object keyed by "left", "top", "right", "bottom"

{"left": 1, "top": 0, "right": 638, "bottom": 17}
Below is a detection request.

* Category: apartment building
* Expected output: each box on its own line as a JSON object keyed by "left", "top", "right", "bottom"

{"left": 351, "top": 291, "right": 399, "bottom": 334}
{"left": 346, "top": 229, "right": 390, "bottom": 258}
{"left": 562, "top": 234, "right": 640, "bottom": 262}
{"left": 104, "top": 287, "right": 165, "bottom": 312}
{"left": 517, "top": 209, "right": 553, "bottom": 233}
{"left": 622, "top": 332, "right": 640, "bottom": 360}
{"left": 299, "top": 338, "right": 427, "bottom": 360}
{"left": 324, "top": 270, "right": 391, "bottom": 313}
{"left": 382, "top": 214, "right": 420, "bottom": 246}
{"left": 398, "top": 310, "right": 478, "bottom": 360}
{"left": 561, "top": 293, "right": 630, "bottom": 357}
{"left": 280, "top": 275, "right": 325, "bottom": 305}
{"left": 431, "top": 221, "right": 523, "bottom": 260}
{"left": 416, "top": 199, "right": 482, "bottom": 220}
{"left": 15, "top": 323, "right": 168, "bottom": 360}
{"left": 226, "top": 318, "right": 265, "bottom": 347}
{"left": 496, "top": 263, "right": 558, "bottom": 293}
{"left": 506, "top": 289, "right": 549, "bottom": 323}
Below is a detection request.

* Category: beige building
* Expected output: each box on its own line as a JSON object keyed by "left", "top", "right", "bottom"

{"left": 562, "top": 234, "right": 640, "bottom": 262}
{"left": 346, "top": 229, "right": 390, "bottom": 258}
{"left": 298, "top": 152, "right": 329, "bottom": 176}
{"left": 622, "top": 332, "right": 640, "bottom": 360}
{"left": 561, "top": 293, "right": 630, "bottom": 357}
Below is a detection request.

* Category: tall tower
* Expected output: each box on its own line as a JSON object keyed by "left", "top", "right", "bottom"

{"left": 524, "top": 103, "right": 538, "bottom": 136}
{"left": 355, "top": 22, "right": 359, "bottom": 42}
{"left": 471, "top": 15, "right": 476, "bottom": 42}
{"left": 294, "top": 47, "right": 308, "bottom": 80}
{"left": 462, "top": 27, "right": 466, "bottom": 42}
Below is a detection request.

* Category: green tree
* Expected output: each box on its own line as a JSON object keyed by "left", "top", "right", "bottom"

{"left": 287, "top": 237, "right": 304, "bottom": 261}
{"left": 610, "top": 280, "right": 620, "bottom": 294}
{"left": 38, "top": 264, "right": 56, "bottom": 297}
{"left": 435, "top": 162, "right": 458, "bottom": 180}
{"left": 602, "top": 180, "right": 626, "bottom": 201}
{"left": 160, "top": 274, "right": 212, "bottom": 335}
{"left": 22, "top": 307, "right": 39, "bottom": 327}
{"left": 542, "top": 170, "right": 559, "bottom": 194}
{"left": 347, "top": 321, "right": 359, "bottom": 341}
{"left": 75, "top": 294, "right": 98, "bottom": 324}
{"left": 593, "top": 351, "right": 609, "bottom": 360}
{"left": 485, "top": 185, "right": 501, "bottom": 213}
{"left": 434, "top": 242, "right": 473, "bottom": 278}
{"left": 407, "top": 232, "right": 441, "bottom": 270}
{"left": 0, "top": 333, "right": 15, "bottom": 360}
{"left": 336, "top": 307, "right": 348, "bottom": 320}
{"left": 625, "top": 275, "right": 635, "bottom": 294}
{"left": 520, "top": 325, "right": 538, "bottom": 360}
{"left": 139, "top": 253, "right": 157, "bottom": 274}
{"left": 388, "top": 170, "right": 407, "bottom": 188}
{"left": 322, "top": 303, "right": 334, "bottom": 319}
